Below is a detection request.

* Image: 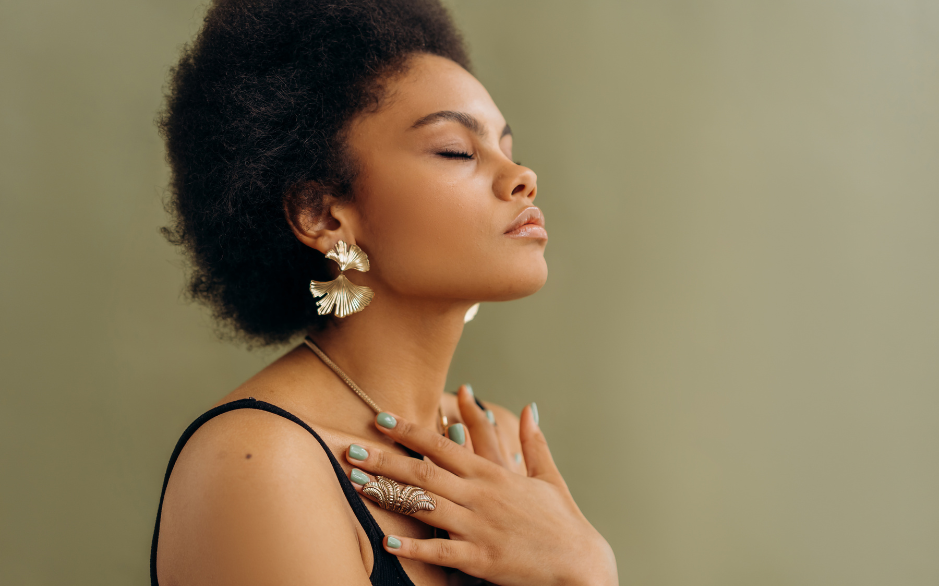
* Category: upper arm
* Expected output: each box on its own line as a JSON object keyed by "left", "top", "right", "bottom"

{"left": 156, "top": 409, "right": 372, "bottom": 586}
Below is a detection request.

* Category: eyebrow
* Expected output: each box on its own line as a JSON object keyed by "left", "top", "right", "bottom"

{"left": 409, "top": 110, "right": 512, "bottom": 139}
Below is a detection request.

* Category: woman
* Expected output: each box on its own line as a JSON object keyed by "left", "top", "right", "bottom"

{"left": 151, "top": 1, "right": 617, "bottom": 584}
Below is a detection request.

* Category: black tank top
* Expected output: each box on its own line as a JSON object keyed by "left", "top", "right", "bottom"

{"left": 150, "top": 397, "right": 420, "bottom": 585}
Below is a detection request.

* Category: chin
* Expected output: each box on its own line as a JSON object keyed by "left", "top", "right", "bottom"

{"left": 488, "top": 257, "right": 548, "bottom": 301}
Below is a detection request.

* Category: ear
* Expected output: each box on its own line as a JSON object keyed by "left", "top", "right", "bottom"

{"left": 283, "top": 181, "right": 359, "bottom": 255}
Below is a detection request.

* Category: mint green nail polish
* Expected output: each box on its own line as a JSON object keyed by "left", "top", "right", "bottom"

{"left": 447, "top": 423, "right": 466, "bottom": 445}
{"left": 387, "top": 536, "right": 402, "bottom": 549}
{"left": 350, "top": 469, "right": 369, "bottom": 485}
{"left": 514, "top": 452, "right": 522, "bottom": 464}
{"left": 349, "top": 444, "right": 368, "bottom": 461}
{"left": 376, "top": 412, "right": 397, "bottom": 429}
{"left": 530, "top": 402, "right": 539, "bottom": 425}
{"left": 485, "top": 409, "right": 496, "bottom": 424}
{"left": 464, "top": 383, "right": 474, "bottom": 396}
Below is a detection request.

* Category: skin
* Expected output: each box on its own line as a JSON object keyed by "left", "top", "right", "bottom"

{"left": 156, "top": 53, "right": 617, "bottom": 585}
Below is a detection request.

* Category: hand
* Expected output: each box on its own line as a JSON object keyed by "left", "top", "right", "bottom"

{"left": 345, "top": 405, "right": 618, "bottom": 586}
{"left": 449, "top": 385, "right": 525, "bottom": 475}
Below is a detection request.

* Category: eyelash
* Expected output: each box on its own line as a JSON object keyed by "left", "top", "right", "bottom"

{"left": 437, "top": 150, "right": 523, "bottom": 166}
{"left": 438, "top": 149, "right": 474, "bottom": 159}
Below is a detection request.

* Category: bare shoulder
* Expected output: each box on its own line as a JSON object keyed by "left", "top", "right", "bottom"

{"left": 156, "top": 407, "right": 371, "bottom": 586}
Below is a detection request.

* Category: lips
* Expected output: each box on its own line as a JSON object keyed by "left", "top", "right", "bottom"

{"left": 504, "top": 206, "right": 546, "bottom": 237}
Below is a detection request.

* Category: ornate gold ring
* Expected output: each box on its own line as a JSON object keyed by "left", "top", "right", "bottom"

{"left": 362, "top": 476, "right": 437, "bottom": 515}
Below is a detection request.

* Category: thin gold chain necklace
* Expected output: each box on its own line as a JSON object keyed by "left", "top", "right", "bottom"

{"left": 303, "top": 336, "right": 448, "bottom": 433}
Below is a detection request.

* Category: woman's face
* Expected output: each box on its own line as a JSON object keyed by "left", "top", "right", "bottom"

{"left": 342, "top": 52, "right": 547, "bottom": 305}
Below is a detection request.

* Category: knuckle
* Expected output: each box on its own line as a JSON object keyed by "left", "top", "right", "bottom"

{"left": 373, "top": 449, "right": 390, "bottom": 472}
{"left": 435, "top": 539, "right": 455, "bottom": 561}
{"left": 531, "top": 429, "right": 549, "bottom": 448}
{"left": 397, "top": 419, "right": 417, "bottom": 439}
{"left": 413, "top": 460, "right": 437, "bottom": 485}
{"left": 432, "top": 433, "right": 455, "bottom": 455}
{"left": 479, "top": 543, "right": 500, "bottom": 572}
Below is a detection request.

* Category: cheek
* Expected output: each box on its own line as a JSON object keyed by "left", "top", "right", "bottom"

{"left": 356, "top": 159, "right": 548, "bottom": 301}
{"left": 359, "top": 168, "right": 495, "bottom": 294}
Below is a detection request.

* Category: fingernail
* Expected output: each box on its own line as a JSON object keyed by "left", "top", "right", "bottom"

{"left": 387, "top": 536, "right": 402, "bottom": 549}
{"left": 485, "top": 409, "right": 496, "bottom": 424}
{"left": 349, "top": 444, "right": 368, "bottom": 460}
{"left": 447, "top": 423, "right": 466, "bottom": 445}
{"left": 350, "top": 469, "right": 369, "bottom": 485}
{"left": 464, "top": 383, "right": 474, "bottom": 396}
{"left": 514, "top": 452, "right": 522, "bottom": 464}
{"left": 376, "top": 412, "right": 397, "bottom": 429}
{"left": 530, "top": 402, "right": 539, "bottom": 425}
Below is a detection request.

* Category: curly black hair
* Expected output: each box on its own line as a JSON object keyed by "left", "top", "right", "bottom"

{"left": 158, "top": 0, "right": 472, "bottom": 346}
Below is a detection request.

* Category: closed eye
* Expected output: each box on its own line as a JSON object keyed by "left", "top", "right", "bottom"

{"left": 438, "top": 149, "right": 474, "bottom": 160}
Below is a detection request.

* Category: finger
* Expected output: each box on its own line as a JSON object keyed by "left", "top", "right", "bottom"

{"left": 446, "top": 421, "right": 473, "bottom": 453}
{"left": 519, "top": 403, "right": 564, "bottom": 486}
{"left": 383, "top": 535, "right": 482, "bottom": 576}
{"left": 371, "top": 412, "right": 482, "bottom": 477}
{"left": 347, "top": 468, "right": 470, "bottom": 533}
{"left": 446, "top": 388, "right": 475, "bottom": 453}
{"left": 345, "top": 442, "right": 469, "bottom": 501}
{"left": 457, "top": 384, "right": 506, "bottom": 465}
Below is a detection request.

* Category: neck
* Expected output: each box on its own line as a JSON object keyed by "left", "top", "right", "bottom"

{"left": 306, "top": 291, "right": 472, "bottom": 431}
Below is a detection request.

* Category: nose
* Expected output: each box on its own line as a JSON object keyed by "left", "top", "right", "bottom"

{"left": 496, "top": 163, "right": 537, "bottom": 202}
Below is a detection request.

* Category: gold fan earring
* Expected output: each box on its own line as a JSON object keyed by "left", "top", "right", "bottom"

{"left": 309, "top": 241, "right": 375, "bottom": 317}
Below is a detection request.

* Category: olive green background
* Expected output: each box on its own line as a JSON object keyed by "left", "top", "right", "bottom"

{"left": 2, "top": 1, "right": 937, "bottom": 584}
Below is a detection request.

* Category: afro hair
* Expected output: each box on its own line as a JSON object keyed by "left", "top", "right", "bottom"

{"left": 158, "top": 0, "right": 472, "bottom": 346}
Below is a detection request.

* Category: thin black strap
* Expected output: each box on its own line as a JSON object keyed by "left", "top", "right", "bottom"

{"left": 150, "top": 398, "right": 414, "bottom": 585}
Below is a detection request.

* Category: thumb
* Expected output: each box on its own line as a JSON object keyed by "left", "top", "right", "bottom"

{"left": 519, "top": 403, "right": 563, "bottom": 486}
